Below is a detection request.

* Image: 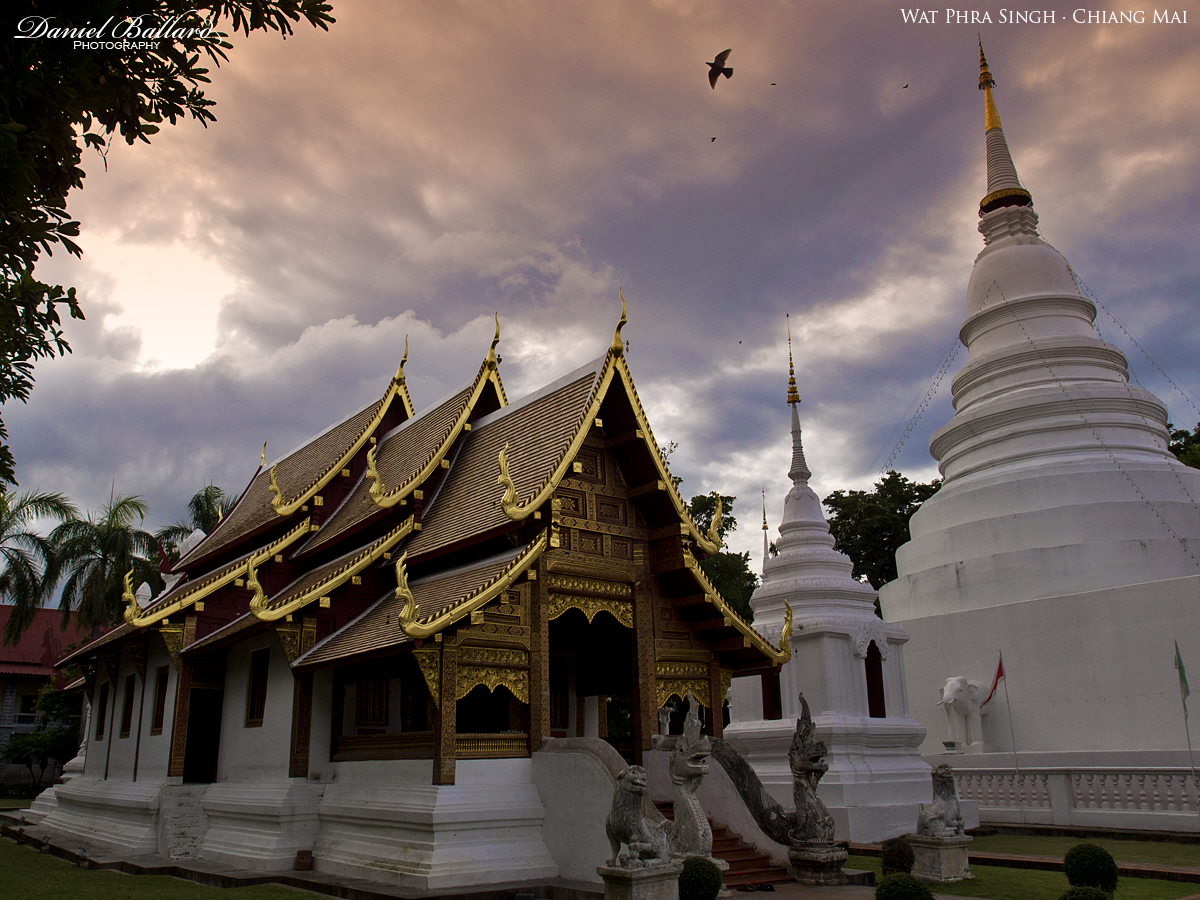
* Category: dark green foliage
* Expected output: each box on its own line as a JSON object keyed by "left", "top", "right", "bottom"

{"left": 679, "top": 856, "right": 723, "bottom": 900}
{"left": 687, "top": 494, "right": 756, "bottom": 622}
{"left": 1, "top": 686, "right": 82, "bottom": 787}
{"left": 1064, "top": 843, "right": 1119, "bottom": 893}
{"left": 0, "top": 1, "right": 334, "bottom": 485}
{"left": 1, "top": 490, "right": 77, "bottom": 643}
{"left": 156, "top": 484, "right": 230, "bottom": 561}
{"left": 880, "top": 835, "right": 915, "bottom": 873}
{"left": 874, "top": 872, "right": 934, "bottom": 900}
{"left": 1059, "top": 887, "right": 1111, "bottom": 900}
{"left": 823, "top": 471, "right": 940, "bottom": 592}
{"left": 1168, "top": 422, "right": 1200, "bottom": 469}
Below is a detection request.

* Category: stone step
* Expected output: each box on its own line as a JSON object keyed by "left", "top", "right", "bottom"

{"left": 656, "top": 800, "right": 793, "bottom": 888}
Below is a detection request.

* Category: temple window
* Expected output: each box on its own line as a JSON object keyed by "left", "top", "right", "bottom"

{"left": 150, "top": 666, "right": 169, "bottom": 735}
{"left": 761, "top": 670, "right": 783, "bottom": 720}
{"left": 330, "top": 654, "right": 433, "bottom": 760}
{"left": 865, "top": 641, "right": 886, "bottom": 718}
{"left": 245, "top": 648, "right": 270, "bottom": 727}
{"left": 356, "top": 679, "right": 389, "bottom": 730}
{"left": 119, "top": 673, "right": 137, "bottom": 738}
{"left": 95, "top": 683, "right": 110, "bottom": 741}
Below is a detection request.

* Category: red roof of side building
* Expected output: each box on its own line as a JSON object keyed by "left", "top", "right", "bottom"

{"left": 0, "top": 605, "right": 96, "bottom": 685}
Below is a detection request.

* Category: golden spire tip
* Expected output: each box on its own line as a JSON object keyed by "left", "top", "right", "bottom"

{"left": 611, "top": 289, "right": 627, "bottom": 356}
{"left": 261, "top": 439, "right": 267, "bottom": 466}
{"left": 487, "top": 314, "right": 501, "bottom": 367}
{"left": 786, "top": 314, "right": 800, "bottom": 405}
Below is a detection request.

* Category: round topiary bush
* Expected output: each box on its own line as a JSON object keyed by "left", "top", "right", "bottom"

{"left": 1063, "top": 843, "right": 1119, "bottom": 893}
{"left": 880, "top": 836, "right": 915, "bottom": 874}
{"left": 874, "top": 872, "right": 935, "bottom": 900}
{"left": 1059, "top": 887, "right": 1111, "bottom": 900}
{"left": 679, "top": 856, "right": 723, "bottom": 900}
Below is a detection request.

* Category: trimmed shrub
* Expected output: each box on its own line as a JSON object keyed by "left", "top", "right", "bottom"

{"left": 1059, "top": 888, "right": 1111, "bottom": 900}
{"left": 679, "top": 856, "right": 723, "bottom": 900}
{"left": 1063, "top": 843, "right": 1119, "bottom": 893}
{"left": 880, "top": 836, "right": 915, "bottom": 874}
{"left": 874, "top": 872, "right": 934, "bottom": 900}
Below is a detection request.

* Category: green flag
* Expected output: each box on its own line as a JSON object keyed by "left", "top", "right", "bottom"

{"left": 1177, "top": 641, "right": 1190, "bottom": 716}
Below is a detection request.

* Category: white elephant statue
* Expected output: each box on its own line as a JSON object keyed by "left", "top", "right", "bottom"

{"left": 938, "top": 676, "right": 986, "bottom": 747}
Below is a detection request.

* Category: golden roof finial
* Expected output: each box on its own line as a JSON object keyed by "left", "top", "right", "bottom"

{"left": 486, "top": 314, "right": 500, "bottom": 368}
{"left": 611, "top": 289, "right": 627, "bottom": 357}
{"left": 978, "top": 37, "right": 1001, "bottom": 131}
{"left": 261, "top": 439, "right": 267, "bottom": 466}
{"left": 786, "top": 314, "right": 800, "bottom": 405}
{"left": 762, "top": 488, "right": 768, "bottom": 531}
{"left": 396, "top": 335, "right": 409, "bottom": 383}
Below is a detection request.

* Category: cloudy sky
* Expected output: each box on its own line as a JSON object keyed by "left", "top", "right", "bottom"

{"left": 8, "top": 0, "right": 1200, "bottom": 568}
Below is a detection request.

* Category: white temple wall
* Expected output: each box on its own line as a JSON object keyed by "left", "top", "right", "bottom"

{"left": 133, "top": 639, "right": 177, "bottom": 783}
{"left": 99, "top": 650, "right": 139, "bottom": 783}
{"left": 215, "top": 632, "right": 293, "bottom": 782}
{"left": 82, "top": 677, "right": 112, "bottom": 780}
{"left": 897, "top": 572, "right": 1200, "bottom": 758}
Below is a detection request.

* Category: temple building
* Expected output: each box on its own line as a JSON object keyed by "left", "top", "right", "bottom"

{"left": 37, "top": 308, "right": 791, "bottom": 888}
{"left": 727, "top": 332, "right": 929, "bottom": 842}
{"left": 880, "top": 46, "right": 1200, "bottom": 831}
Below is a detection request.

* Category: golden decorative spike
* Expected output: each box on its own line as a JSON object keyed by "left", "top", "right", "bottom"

{"left": 267, "top": 465, "right": 284, "bottom": 511}
{"left": 762, "top": 489, "right": 768, "bottom": 530}
{"left": 486, "top": 313, "right": 501, "bottom": 369}
{"left": 121, "top": 568, "right": 138, "bottom": 625}
{"left": 778, "top": 600, "right": 794, "bottom": 663}
{"left": 246, "top": 560, "right": 267, "bottom": 613}
{"left": 497, "top": 442, "right": 521, "bottom": 516}
{"left": 978, "top": 38, "right": 1001, "bottom": 131}
{"left": 706, "top": 491, "right": 724, "bottom": 549}
{"left": 394, "top": 552, "right": 418, "bottom": 628}
{"left": 786, "top": 314, "right": 800, "bottom": 405}
{"left": 611, "top": 289, "right": 627, "bottom": 357}
{"left": 365, "top": 441, "right": 384, "bottom": 502}
{"left": 261, "top": 439, "right": 268, "bottom": 466}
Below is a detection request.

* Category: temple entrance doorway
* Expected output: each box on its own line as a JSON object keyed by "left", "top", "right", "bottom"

{"left": 182, "top": 654, "right": 226, "bottom": 784}
{"left": 548, "top": 606, "right": 634, "bottom": 760}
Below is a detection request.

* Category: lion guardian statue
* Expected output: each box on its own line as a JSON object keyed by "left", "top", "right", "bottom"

{"left": 606, "top": 765, "right": 671, "bottom": 868}
{"left": 917, "top": 763, "right": 965, "bottom": 837}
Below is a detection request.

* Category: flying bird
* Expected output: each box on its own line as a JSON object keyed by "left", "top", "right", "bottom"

{"left": 903, "top": 83, "right": 909, "bottom": 89}
{"left": 711, "top": 137, "right": 716, "bottom": 142}
{"left": 707, "top": 49, "right": 733, "bottom": 89}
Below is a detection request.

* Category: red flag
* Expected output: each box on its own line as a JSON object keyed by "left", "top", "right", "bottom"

{"left": 983, "top": 653, "right": 1005, "bottom": 706}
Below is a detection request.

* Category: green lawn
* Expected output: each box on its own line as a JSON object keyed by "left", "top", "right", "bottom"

{"left": 848, "top": 855, "right": 1199, "bottom": 900}
{"left": 968, "top": 833, "right": 1200, "bottom": 868}
{"left": 0, "top": 839, "right": 307, "bottom": 900}
{"left": 1, "top": 799, "right": 35, "bottom": 809}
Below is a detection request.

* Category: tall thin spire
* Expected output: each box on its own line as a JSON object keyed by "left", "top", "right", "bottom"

{"left": 762, "top": 489, "right": 769, "bottom": 574}
{"left": 786, "top": 314, "right": 800, "bottom": 405}
{"left": 977, "top": 39, "right": 1033, "bottom": 216}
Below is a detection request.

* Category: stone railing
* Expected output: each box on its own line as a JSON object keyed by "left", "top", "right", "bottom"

{"left": 952, "top": 765, "right": 1200, "bottom": 832}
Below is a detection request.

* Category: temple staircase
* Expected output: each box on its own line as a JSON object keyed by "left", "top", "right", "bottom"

{"left": 655, "top": 801, "right": 792, "bottom": 888}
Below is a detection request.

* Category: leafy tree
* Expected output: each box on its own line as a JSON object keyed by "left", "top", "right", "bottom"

{"left": 687, "top": 493, "right": 756, "bottom": 622}
{"left": 1, "top": 0, "right": 335, "bottom": 486}
{"left": 50, "top": 493, "right": 162, "bottom": 633}
{"left": 1169, "top": 421, "right": 1200, "bottom": 469}
{"left": 0, "top": 489, "right": 77, "bottom": 644}
{"left": 156, "top": 484, "right": 229, "bottom": 561}
{"left": 2, "top": 685, "right": 81, "bottom": 788}
{"left": 823, "top": 471, "right": 940, "bottom": 590}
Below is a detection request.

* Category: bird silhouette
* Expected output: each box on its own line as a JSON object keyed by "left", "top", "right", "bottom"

{"left": 902, "top": 83, "right": 909, "bottom": 89}
{"left": 711, "top": 137, "right": 716, "bottom": 142}
{"left": 707, "top": 49, "right": 733, "bottom": 89}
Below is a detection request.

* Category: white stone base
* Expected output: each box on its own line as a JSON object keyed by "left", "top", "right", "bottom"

{"left": 41, "top": 778, "right": 162, "bottom": 856}
{"left": 598, "top": 862, "right": 682, "bottom": 900}
{"left": 199, "top": 781, "right": 323, "bottom": 871}
{"left": 724, "top": 715, "right": 932, "bottom": 843}
{"left": 910, "top": 833, "right": 973, "bottom": 883}
{"left": 314, "top": 758, "right": 557, "bottom": 890}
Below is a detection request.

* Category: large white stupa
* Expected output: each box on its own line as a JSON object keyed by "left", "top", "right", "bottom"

{"left": 727, "top": 335, "right": 930, "bottom": 842}
{"left": 880, "top": 45, "right": 1200, "bottom": 829}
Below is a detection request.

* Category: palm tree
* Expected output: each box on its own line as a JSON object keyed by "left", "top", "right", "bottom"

{"left": 51, "top": 494, "right": 161, "bottom": 634}
{"left": 0, "top": 491, "right": 78, "bottom": 644}
{"left": 156, "top": 485, "right": 230, "bottom": 562}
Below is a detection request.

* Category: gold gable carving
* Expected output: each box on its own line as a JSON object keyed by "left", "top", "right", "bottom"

{"left": 548, "top": 593, "right": 633, "bottom": 628}
{"left": 413, "top": 647, "right": 440, "bottom": 704}
{"left": 456, "top": 666, "right": 529, "bottom": 704}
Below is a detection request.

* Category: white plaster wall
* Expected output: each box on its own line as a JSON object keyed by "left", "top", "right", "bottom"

{"left": 532, "top": 744, "right": 618, "bottom": 882}
{"left": 42, "top": 777, "right": 162, "bottom": 855}
{"left": 98, "top": 650, "right": 141, "bottom": 783}
{"left": 201, "top": 781, "right": 325, "bottom": 871}
{"left": 83, "top": 680, "right": 113, "bottom": 780}
{"left": 215, "top": 632, "right": 293, "bottom": 782}
{"left": 133, "top": 639, "right": 178, "bottom": 784}
{"left": 896, "top": 573, "right": 1200, "bottom": 757}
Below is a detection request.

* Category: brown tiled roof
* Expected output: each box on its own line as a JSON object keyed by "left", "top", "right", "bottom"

{"left": 294, "top": 545, "right": 530, "bottom": 669}
{"left": 177, "top": 394, "right": 392, "bottom": 568}
{"left": 128, "top": 518, "right": 311, "bottom": 626}
{"left": 0, "top": 606, "right": 94, "bottom": 669}
{"left": 57, "top": 623, "right": 136, "bottom": 667}
{"left": 302, "top": 383, "right": 474, "bottom": 553}
{"left": 255, "top": 516, "right": 415, "bottom": 620}
{"left": 404, "top": 365, "right": 601, "bottom": 559}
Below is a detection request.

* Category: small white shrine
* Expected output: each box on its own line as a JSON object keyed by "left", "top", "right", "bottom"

{"left": 726, "top": 346, "right": 930, "bottom": 842}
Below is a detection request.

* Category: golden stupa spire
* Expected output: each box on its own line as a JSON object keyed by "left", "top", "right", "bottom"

{"left": 978, "top": 37, "right": 1001, "bottom": 131}
{"left": 786, "top": 314, "right": 800, "bottom": 405}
